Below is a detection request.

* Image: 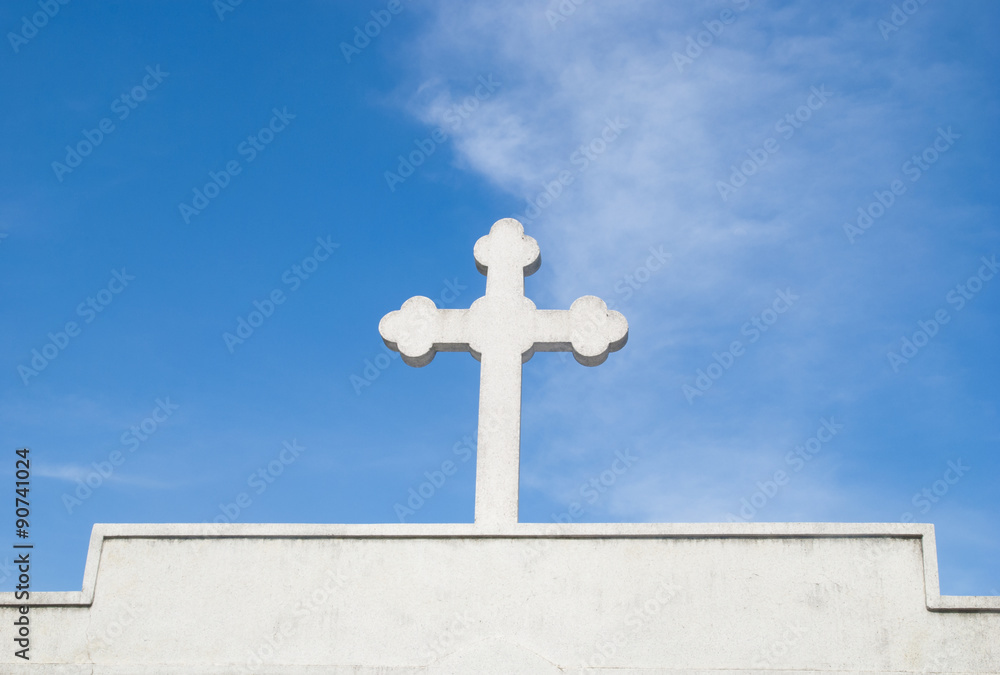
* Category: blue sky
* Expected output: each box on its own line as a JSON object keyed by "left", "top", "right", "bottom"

{"left": 1, "top": 1, "right": 997, "bottom": 595}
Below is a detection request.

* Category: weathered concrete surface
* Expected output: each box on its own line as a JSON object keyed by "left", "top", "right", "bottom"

{"left": 1, "top": 523, "right": 996, "bottom": 673}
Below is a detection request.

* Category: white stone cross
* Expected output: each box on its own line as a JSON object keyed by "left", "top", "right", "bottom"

{"left": 379, "top": 218, "right": 628, "bottom": 526}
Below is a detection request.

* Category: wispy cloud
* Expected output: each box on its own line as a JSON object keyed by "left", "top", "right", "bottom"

{"left": 33, "top": 463, "right": 184, "bottom": 490}
{"left": 393, "top": 0, "right": 993, "bottom": 524}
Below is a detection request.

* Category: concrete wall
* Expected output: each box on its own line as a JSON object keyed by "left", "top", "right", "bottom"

{"left": 1, "top": 522, "right": 997, "bottom": 673}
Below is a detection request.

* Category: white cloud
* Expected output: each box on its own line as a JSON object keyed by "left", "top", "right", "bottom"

{"left": 34, "top": 463, "right": 182, "bottom": 489}
{"left": 393, "top": 1, "right": 990, "bottom": 521}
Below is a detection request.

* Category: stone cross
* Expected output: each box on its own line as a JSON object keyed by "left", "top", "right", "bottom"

{"left": 379, "top": 218, "right": 628, "bottom": 526}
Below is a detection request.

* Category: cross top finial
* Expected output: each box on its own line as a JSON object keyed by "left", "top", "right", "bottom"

{"left": 473, "top": 218, "right": 541, "bottom": 280}
{"left": 380, "top": 218, "right": 627, "bottom": 526}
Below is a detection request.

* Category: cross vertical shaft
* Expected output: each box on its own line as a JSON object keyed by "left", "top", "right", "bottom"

{"left": 475, "top": 347, "right": 523, "bottom": 525}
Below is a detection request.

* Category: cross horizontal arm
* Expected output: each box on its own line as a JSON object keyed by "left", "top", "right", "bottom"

{"left": 379, "top": 297, "right": 473, "bottom": 367}
{"left": 426, "top": 309, "right": 474, "bottom": 348}
{"left": 531, "top": 310, "right": 575, "bottom": 350}
{"left": 531, "top": 297, "right": 628, "bottom": 366}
